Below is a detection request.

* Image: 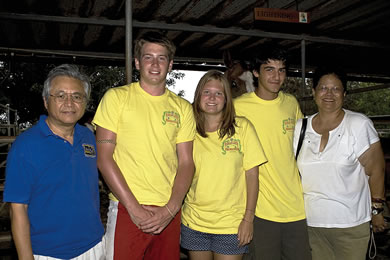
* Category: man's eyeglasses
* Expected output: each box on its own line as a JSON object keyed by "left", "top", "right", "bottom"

{"left": 49, "top": 93, "right": 86, "bottom": 103}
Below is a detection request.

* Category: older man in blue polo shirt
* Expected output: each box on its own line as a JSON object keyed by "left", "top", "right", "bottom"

{"left": 4, "top": 64, "right": 104, "bottom": 259}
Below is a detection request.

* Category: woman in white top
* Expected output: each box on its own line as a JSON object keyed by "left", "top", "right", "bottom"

{"left": 293, "top": 66, "right": 386, "bottom": 260}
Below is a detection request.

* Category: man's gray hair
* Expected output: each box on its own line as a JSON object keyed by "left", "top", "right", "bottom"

{"left": 42, "top": 64, "right": 91, "bottom": 102}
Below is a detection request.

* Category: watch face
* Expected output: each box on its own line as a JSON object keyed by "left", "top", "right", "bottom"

{"left": 372, "top": 207, "right": 384, "bottom": 215}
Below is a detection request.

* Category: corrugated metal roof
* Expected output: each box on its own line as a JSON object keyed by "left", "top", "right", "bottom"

{"left": 0, "top": 0, "right": 390, "bottom": 80}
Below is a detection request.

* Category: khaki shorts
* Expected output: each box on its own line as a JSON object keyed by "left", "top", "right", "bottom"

{"left": 308, "top": 221, "right": 370, "bottom": 260}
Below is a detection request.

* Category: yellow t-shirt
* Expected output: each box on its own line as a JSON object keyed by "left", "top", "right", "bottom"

{"left": 181, "top": 117, "right": 267, "bottom": 234}
{"left": 234, "top": 91, "right": 305, "bottom": 222}
{"left": 93, "top": 82, "right": 195, "bottom": 205}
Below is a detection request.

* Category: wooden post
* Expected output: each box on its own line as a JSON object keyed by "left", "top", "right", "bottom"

{"left": 125, "top": 0, "right": 132, "bottom": 84}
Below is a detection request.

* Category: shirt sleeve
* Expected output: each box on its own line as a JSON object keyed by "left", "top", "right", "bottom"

{"left": 353, "top": 116, "right": 380, "bottom": 157}
{"left": 92, "top": 87, "right": 126, "bottom": 134}
{"left": 176, "top": 101, "right": 196, "bottom": 144}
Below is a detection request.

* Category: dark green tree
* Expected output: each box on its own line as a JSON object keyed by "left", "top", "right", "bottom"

{"left": 0, "top": 61, "right": 50, "bottom": 124}
{"left": 0, "top": 62, "right": 185, "bottom": 125}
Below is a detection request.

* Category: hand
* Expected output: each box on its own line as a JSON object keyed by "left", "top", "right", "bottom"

{"left": 237, "top": 219, "right": 253, "bottom": 247}
{"left": 127, "top": 206, "right": 154, "bottom": 228}
{"left": 138, "top": 205, "right": 174, "bottom": 234}
{"left": 372, "top": 214, "right": 387, "bottom": 233}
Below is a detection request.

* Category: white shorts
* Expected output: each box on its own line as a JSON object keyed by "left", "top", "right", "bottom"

{"left": 34, "top": 238, "right": 105, "bottom": 260}
{"left": 104, "top": 200, "right": 119, "bottom": 260}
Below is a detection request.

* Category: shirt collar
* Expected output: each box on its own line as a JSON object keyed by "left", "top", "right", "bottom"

{"left": 38, "top": 114, "right": 81, "bottom": 143}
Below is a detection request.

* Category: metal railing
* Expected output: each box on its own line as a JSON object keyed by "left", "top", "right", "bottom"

{"left": 0, "top": 104, "right": 18, "bottom": 182}
{"left": 0, "top": 104, "right": 18, "bottom": 137}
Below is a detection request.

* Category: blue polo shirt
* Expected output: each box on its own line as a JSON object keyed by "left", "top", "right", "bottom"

{"left": 4, "top": 115, "right": 104, "bottom": 259}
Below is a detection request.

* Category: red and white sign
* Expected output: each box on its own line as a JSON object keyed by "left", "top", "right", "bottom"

{"left": 254, "top": 8, "right": 310, "bottom": 24}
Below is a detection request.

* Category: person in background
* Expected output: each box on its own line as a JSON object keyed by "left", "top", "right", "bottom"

{"left": 293, "top": 66, "right": 386, "bottom": 260}
{"left": 234, "top": 45, "right": 311, "bottom": 260}
{"left": 80, "top": 110, "right": 96, "bottom": 133}
{"left": 4, "top": 64, "right": 105, "bottom": 259}
{"left": 93, "top": 31, "right": 195, "bottom": 260}
{"left": 180, "top": 70, "right": 267, "bottom": 260}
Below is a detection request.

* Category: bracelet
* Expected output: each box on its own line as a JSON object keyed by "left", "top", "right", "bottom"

{"left": 242, "top": 218, "right": 253, "bottom": 223}
{"left": 246, "top": 209, "right": 255, "bottom": 212}
{"left": 96, "top": 139, "right": 116, "bottom": 145}
{"left": 372, "top": 198, "right": 386, "bottom": 204}
{"left": 165, "top": 205, "right": 175, "bottom": 218}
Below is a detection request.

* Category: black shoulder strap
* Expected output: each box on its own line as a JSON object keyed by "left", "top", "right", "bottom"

{"left": 295, "top": 118, "right": 307, "bottom": 160}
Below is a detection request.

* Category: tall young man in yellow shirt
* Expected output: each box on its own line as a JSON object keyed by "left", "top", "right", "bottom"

{"left": 234, "top": 45, "right": 311, "bottom": 260}
{"left": 93, "top": 31, "right": 195, "bottom": 260}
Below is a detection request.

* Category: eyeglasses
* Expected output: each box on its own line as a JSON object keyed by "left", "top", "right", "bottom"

{"left": 49, "top": 93, "right": 86, "bottom": 103}
{"left": 317, "top": 85, "right": 344, "bottom": 95}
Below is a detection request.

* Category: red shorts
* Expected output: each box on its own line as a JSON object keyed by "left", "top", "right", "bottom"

{"left": 113, "top": 202, "right": 181, "bottom": 260}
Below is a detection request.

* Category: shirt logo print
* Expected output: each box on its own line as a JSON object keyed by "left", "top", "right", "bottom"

{"left": 221, "top": 138, "right": 242, "bottom": 155}
{"left": 162, "top": 111, "right": 181, "bottom": 128}
{"left": 82, "top": 144, "right": 96, "bottom": 158}
{"left": 282, "top": 118, "right": 295, "bottom": 134}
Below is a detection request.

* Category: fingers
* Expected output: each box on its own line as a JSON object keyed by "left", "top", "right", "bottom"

{"left": 237, "top": 229, "right": 253, "bottom": 246}
{"left": 141, "top": 219, "right": 170, "bottom": 234}
{"left": 129, "top": 207, "right": 154, "bottom": 228}
{"left": 237, "top": 220, "right": 253, "bottom": 246}
{"left": 131, "top": 205, "right": 175, "bottom": 234}
{"left": 238, "top": 233, "right": 252, "bottom": 247}
{"left": 152, "top": 225, "right": 166, "bottom": 235}
{"left": 238, "top": 231, "right": 243, "bottom": 247}
{"left": 371, "top": 215, "right": 387, "bottom": 233}
{"left": 139, "top": 208, "right": 173, "bottom": 233}
{"left": 373, "top": 224, "right": 387, "bottom": 233}
{"left": 142, "top": 223, "right": 165, "bottom": 234}
{"left": 138, "top": 210, "right": 162, "bottom": 227}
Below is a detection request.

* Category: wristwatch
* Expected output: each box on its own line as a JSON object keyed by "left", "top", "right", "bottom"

{"left": 372, "top": 207, "right": 384, "bottom": 215}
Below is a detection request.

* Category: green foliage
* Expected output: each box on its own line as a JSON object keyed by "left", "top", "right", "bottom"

{"left": 0, "top": 61, "right": 50, "bottom": 124}
{"left": 85, "top": 67, "right": 184, "bottom": 110}
{"left": 0, "top": 62, "right": 183, "bottom": 125}
{"left": 85, "top": 66, "right": 127, "bottom": 110}
{"left": 345, "top": 82, "right": 390, "bottom": 138}
{"left": 2, "top": 60, "right": 388, "bottom": 128}
{"left": 345, "top": 82, "right": 390, "bottom": 116}
{"left": 177, "top": 89, "right": 185, "bottom": 97}
{"left": 285, "top": 77, "right": 390, "bottom": 117}
{"left": 169, "top": 71, "right": 185, "bottom": 80}
{"left": 166, "top": 70, "right": 185, "bottom": 89}
{"left": 284, "top": 77, "right": 316, "bottom": 116}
